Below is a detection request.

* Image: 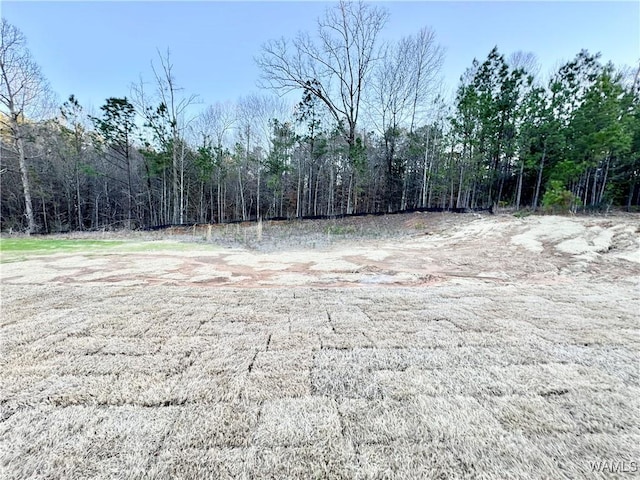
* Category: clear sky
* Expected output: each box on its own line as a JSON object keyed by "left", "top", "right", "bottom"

{"left": 2, "top": 1, "right": 638, "bottom": 114}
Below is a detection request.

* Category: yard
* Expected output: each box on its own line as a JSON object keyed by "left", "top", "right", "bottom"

{"left": 1, "top": 212, "right": 639, "bottom": 479}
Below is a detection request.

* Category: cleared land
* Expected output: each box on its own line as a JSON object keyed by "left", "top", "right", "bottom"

{"left": 1, "top": 213, "right": 639, "bottom": 479}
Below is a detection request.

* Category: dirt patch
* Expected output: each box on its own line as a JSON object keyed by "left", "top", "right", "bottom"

{"left": 3, "top": 213, "right": 639, "bottom": 287}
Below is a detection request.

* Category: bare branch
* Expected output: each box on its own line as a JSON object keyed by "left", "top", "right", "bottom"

{"left": 256, "top": 0, "right": 388, "bottom": 149}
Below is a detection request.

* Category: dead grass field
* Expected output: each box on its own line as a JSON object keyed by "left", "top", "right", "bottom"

{"left": 1, "top": 212, "right": 639, "bottom": 479}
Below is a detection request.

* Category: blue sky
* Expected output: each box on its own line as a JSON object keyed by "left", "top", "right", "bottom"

{"left": 2, "top": 1, "right": 638, "bottom": 113}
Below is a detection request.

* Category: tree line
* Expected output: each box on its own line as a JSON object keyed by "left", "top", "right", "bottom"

{"left": 1, "top": 2, "right": 639, "bottom": 234}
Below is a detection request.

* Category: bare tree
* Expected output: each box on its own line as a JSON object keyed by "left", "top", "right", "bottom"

{"left": 0, "top": 19, "right": 53, "bottom": 233}
{"left": 257, "top": 0, "right": 387, "bottom": 160}
{"left": 508, "top": 51, "right": 540, "bottom": 81}
{"left": 236, "top": 94, "right": 292, "bottom": 219}
{"left": 366, "top": 27, "right": 444, "bottom": 208}
{"left": 194, "top": 101, "right": 237, "bottom": 149}
{"left": 191, "top": 101, "right": 236, "bottom": 222}
{"left": 132, "top": 49, "right": 198, "bottom": 224}
{"left": 237, "top": 94, "right": 290, "bottom": 152}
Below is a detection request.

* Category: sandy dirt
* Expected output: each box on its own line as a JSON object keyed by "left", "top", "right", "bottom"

{"left": 2, "top": 213, "right": 639, "bottom": 288}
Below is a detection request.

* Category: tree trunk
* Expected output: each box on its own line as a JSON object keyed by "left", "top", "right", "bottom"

{"left": 16, "top": 135, "right": 36, "bottom": 234}
{"left": 449, "top": 143, "right": 455, "bottom": 209}
{"left": 238, "top": 167, "right": 246, "bottom": 221}
{"left": 496, "top": 160, "right": 507, "bottom": 208}
{"left": 162, "top": 169, "right": 168, "bottom": 225}
{"left": 280, "top": 180, "right": 284, "bottom": 217}
{"left": 94, "top": 195, "right": 99, "bottom": 229}
{"left": 172, "top": 139, "right": 179, "bottom": 224}
{"left": 591, "top": 167, "right": 598, "bottom": 206}
{"left": 199, "top": 180, "right": 205, "bottom": 223}
{"left": 307, "top": 166, "right": 313, "bottom": 217}
{"left": 75, "top": 167, "right": 83, "bottom": 230}
{"left": 581, "top": 171, "right": 589, "bottom": 207}
{"left": 598, "top": 156, "right": 610, "bottom": 205}
{"left": 400, "top": 169, "right": 408, "bottom": 210}
{"left": 456, "top": 163, "right": 465, "bottom": 208}
{"left": 327, "top": 166, "right": 334, "bottom": 216}
{"left": 217, "top": 177, "right": 223, "bottom": 223}
{"left": 210, "top": 182, "right": 214, "bottom": 223}
{"left": 41, "top": 197, "right": 48, "bottom": 233}
{"left": 314, "top": 168, "right": 321, "bottom": 216}
{"left": 66, "top": 188, "right": 73, "bottom": 229}
{"left": 223, "top": 182, "right": 227, "bottom": 222}
{"left": 627, "top": 181, "right": 636, "bottom": 211}
{"left": 296, "top": 158, "right": 302, "bottom": 218}
{"left": 515, "top": 160, "right": 524, "bottom": 210}
{"left": 180, "top": 142, "right": 185, "bottom": 224}
{"left": 125, "top": 145, "right": 133, "bottom": 229}
{"left": 256, "top": 166, "right": 261, "bottom": 220}
{"left": 346, "top": 173, "right": 353, "bottom": 214}
{"left": 532, "top": 146, "right": 546, "bottom": 210}
{"left": 421, "top": 129, "right": 430, "bottom": 208}
{"left": 143, "top": 161, "right": 154, "bottom": 226}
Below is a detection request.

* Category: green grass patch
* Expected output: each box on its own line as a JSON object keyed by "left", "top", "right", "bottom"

{"left": 0, "top": 237, "right": 221, "bottom": 262}
{"left": 0, "top": 238, "right": 124, "bottom": 256}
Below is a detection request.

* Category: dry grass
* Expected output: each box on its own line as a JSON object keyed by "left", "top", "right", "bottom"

{"left": 1, "top": 214, "right": 639, "bottom": 478}
{"left": 2, "top": 283, "right": 638, "bottom": 479}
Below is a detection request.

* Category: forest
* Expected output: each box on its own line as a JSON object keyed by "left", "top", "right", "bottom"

{"left": 1, "top": 2, "right": 639, "bottom": 234}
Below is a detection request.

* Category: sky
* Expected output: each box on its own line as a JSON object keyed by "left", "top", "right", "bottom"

{"left": 2, "top": 1, "right": 639, "bottom": 115}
